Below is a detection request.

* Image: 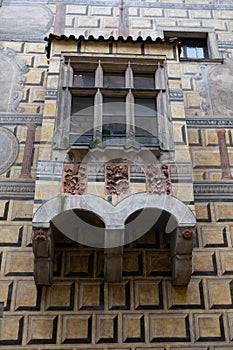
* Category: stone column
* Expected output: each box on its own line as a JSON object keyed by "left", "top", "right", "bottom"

{"left": 32, "top": 226, "right": 54, "bottom": 285}
{"left": 217, "top": 129, "right": 232, "bottom": 179}
{"left": 20, "top": 123, "right": 36, "bottom": 178}
{"left": 170, "top": 227, "right": 195, "bottom": 286}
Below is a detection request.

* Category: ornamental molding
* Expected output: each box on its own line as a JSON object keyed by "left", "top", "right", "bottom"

{"left": 37, "top": 160, "right": 63, "bottom": 180}
{"left": 186, "top": 118, "right": 233, "bottom": 128}
{"left": 0, "top": 114, "right": 42, "bottom": 125}
{"left": 194, "top": 181, "right": 233, "bottom": 199}
{"left": 0, "top": 46, "right": 29, "bottom": 113}
{"left": 169, "top": 89, "right": 183, "bottom": 101}
{"left": 45, "top": 89, "right": 58, "bottom": 100}
{"left": 0, "top": 179, "right": 35, "bottom": 199}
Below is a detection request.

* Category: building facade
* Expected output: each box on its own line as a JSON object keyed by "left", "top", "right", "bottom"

{"left": 0, "top": 0, "right": 233, "bottom": 348}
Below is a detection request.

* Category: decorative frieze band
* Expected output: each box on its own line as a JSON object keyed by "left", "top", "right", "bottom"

{"left": 186, "top": 118, "right": 233, "bottom": 128}
{"left": 45, "top": 89, "right": 58, "bottom": 100}
{"left": 169, "top": 89, "right": 183, "bottom": 102}
{"left": 194, "top": 181, "right": 233, "bottom": 200}
{"left": 0, "top": 180, "right": 35, "bottom": 199}
{"left": 0, "top": 114, "right": 42, "bottom": 126}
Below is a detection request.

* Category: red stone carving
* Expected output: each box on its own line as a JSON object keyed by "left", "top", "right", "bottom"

{"left": 33, "top": 227, "right": 49, "bottom": 240}
{"left": 180, "top": 227, "right": 194, "bottom": 240}
{"left": 145, "top": 164, "right": 171, "bottom": 195}
{"left": 105, "top": 163, "right": 130, "bottom": 195}
{"left": 62, "top": 163, "right": 87, "bottom": 195}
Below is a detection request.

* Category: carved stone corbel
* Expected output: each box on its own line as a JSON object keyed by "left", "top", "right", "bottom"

{"left": 170, "top": 226, "right": 195, "bottom": 286}
{"left": 32, "top": 226, "right": 54, "bottom": 285}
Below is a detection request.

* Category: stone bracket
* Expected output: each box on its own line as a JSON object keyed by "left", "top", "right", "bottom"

{"left": 32, "top": 227, "right": 54, "bottom": 285}
{"left": 104, "top": 229, "right": 124, "bottom": 282}
{"left": 170, "top": 227, "right": 195, "bottom": 286}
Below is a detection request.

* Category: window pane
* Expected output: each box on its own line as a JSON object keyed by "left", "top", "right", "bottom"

{"left": 70, "top": 115, "right": 93, "bottom": 134}
{"left": 186, "top": 47, "right": 198, "bottom": 58}
{"left": 135, "top": 98, "right": 156, "bottom": 117}
{"left": 103, "top": 73, "right": 125, "bottom": 88}
{"left": 196, "top": 47, "right": 205, "bottom": 59}
{"left": 73, "top": 71, "right": 95, "bottom": 87}
{"left": 135, "top": 98, "right": 157, "bottom": 139}
{"left": 71, "top": 96, "right": 94, "bottom": 115}
{"left": 134, "top": 73, "right": 155, "bottom": 89}
{"left": 102, "top": 123, "right": 126, "bottom": 137}
{"left": 103, "top": 97, "right": 125, "bottom": 116}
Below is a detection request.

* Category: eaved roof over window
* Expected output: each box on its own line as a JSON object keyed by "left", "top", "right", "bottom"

{"left": 44, "top": 33, "right": 179, "bottom": 58}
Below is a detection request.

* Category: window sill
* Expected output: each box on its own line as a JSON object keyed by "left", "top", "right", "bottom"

{"left": 179, "top": 57, "right": 223, "bottom": 63}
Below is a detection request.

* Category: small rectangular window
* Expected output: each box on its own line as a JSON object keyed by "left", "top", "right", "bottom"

{"left": 179, "top": 38, "right": 208, "bottom": 59}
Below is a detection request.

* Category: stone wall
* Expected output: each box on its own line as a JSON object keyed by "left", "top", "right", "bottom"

{"left": 0, "top": 0, "right": 233, "bottom": 348}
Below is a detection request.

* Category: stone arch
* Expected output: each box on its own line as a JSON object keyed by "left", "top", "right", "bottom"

{"left": 32, "top": 193, "right": 196, "bottom": 286}
{"left": 32, "top": 192, "right": 195, "bottom": 229}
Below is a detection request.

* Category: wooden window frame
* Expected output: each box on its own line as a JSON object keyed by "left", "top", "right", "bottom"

{"left": 54, "top": 53, "right": 174, "bottom": 153}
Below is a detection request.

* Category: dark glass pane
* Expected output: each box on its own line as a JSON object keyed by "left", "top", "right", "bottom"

{"left": 135, "top": 98, "right": 156, "bottom": 117}
{"left": 103, "top": 97, "right": 125, "bottom": 116}
{"left": 102, "top": 123, "right": 126, "bottom": 145}
{"left": 135, "top": 98, "right": 157, "bottom": 139}
{"left": 134, "top": 73, "right": 155, "bottom": 89}
{"left": 72, "top": 133, "right": 93, "bottom": 147}
{"left": 73, "top": 71, "right": 95, "bottom": 87}
{"left": 70, "top": 115, "right": 93, "bottom": 134}
{"left": 71, "top": 96, "right": 94, "bottom": 115}
{"left": 102, "top": 123, "right": 126, "bottom": 137}
{"left": 103, "top": 73, "right": 125, "bottom": 88}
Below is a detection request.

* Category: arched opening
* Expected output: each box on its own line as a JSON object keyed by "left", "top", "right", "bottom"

{"left": 32, "top": 193, "right": 196, "bottom": 285}
{"left": 124, "top": 208, "right": 178, "bottom": 246}
{"left": 51, "top": 209, "right": 105, "bottom": 248}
